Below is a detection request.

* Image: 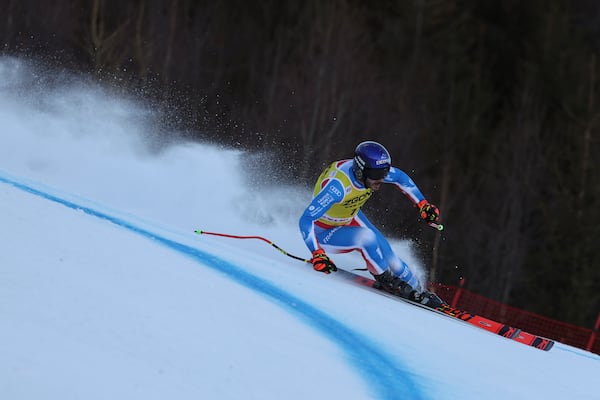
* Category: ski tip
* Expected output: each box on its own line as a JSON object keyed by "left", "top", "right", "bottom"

{"left": 194, "top": 229, "right": 203, "bottom": 235}
{"left": 532, "top": 337, "right": 555, "bottom": 351}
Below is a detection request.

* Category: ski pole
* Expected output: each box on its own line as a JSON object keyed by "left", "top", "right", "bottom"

{"left": 428, "top": 222, "right": 444, "bottom": 231}
{"left": 194, "top": 229, "right": 310, "bottom": 263}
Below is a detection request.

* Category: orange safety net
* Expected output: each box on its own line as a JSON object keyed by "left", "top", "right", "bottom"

{"left": 430, "top": 281, "right": 600, "bottom": 355}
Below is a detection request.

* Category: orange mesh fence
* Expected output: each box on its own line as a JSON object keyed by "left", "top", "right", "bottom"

{"left": 430, "top": 281, "right": 600, "bottom": 355}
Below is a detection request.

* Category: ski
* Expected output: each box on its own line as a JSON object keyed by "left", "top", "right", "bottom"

{"left": 334, "top": 268, "right": 554, "bottom": 351}
{"left": 511, "top": 331, "right": 555, "bottom": 351}
{"left": 192, "top": 229, "right": 554, "bottom": 351}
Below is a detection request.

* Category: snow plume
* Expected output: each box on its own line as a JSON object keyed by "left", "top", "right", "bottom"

{"left": 0, "top": 56, "right": 422, "bottom": 274}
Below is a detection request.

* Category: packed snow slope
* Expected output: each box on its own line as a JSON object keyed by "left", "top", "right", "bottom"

{"left": 1, "top": 57, "right": 599, "bottom": 400}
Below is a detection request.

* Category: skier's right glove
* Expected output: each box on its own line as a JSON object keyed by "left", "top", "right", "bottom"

{"left": 311, "top": 249, "right": 337, "bottom": 274}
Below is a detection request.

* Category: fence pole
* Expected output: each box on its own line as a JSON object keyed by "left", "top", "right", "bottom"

{"left": 451, "top": 277, "right": 465, "bottom": 308}
{"left": 586, "top": 311, "right": 600, "bottom": 352}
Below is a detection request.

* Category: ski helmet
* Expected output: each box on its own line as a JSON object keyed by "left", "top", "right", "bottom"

{"left": 352, "top": 141, "right": 391, "bottom": 182}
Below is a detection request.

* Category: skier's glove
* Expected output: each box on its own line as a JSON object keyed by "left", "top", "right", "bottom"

{"left": 417, "top": 200, "right": 440, "bottom": 224}
{"left": 311, "top": 249, "right": 337, "bottom": 274}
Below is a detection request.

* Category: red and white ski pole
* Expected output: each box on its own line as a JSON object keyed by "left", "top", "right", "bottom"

{"left": 194, "top": 229, "right": 310, "bottom": 263}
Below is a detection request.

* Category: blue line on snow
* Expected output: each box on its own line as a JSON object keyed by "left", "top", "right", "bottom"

{"left": 0, "top": 174, "right": 425, "bottom": 400}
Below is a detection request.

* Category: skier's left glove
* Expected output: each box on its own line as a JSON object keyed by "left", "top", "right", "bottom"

{"left": 417, "top": 200, "right": 440, "bottom": 224}
{"left": 311, "top": 249, "right": 337, "bottom": 274}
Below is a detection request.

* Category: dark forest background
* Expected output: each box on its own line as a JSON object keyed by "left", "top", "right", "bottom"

{"left": 3, "top": 0, "right": 599, "bottom": 328}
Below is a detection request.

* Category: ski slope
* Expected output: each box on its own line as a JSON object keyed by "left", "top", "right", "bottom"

{"left": 1, "top": 57, "right": 599, "bottom": 400}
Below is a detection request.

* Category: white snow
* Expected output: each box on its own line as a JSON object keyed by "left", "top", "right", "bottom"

{"left": 1, "top": 57, "right": 598, "bottom": 400}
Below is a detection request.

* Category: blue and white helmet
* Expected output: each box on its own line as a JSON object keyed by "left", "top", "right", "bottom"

{"left": 352, "top": 141, "right": 391, "bottom": 182}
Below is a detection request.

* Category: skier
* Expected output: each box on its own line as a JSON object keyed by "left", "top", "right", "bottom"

{"left": 299, "top": 140, "right": 445, "bottom": 307}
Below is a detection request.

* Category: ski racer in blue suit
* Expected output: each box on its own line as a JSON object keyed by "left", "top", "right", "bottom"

{"left": 299, "top": 141, "right": 444, "bottom": 307}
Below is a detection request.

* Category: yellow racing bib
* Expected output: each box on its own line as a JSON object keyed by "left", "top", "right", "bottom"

{"left": 313, "top": 161, "right": 372, "bottom": 226}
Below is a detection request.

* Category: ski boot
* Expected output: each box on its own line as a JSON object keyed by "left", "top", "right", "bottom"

{"left": 374, "top": 270, "right": 445, "bottom": 308}
{"left": 374, "top": 270, "right": 414, "bottom": 297}
{"left": 411, "top": 290, "right": 445, "bottom": 308}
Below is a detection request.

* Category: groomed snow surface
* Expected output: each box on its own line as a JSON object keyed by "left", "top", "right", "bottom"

{"left": 1, "top": 57, "right": 598, "bottom": 400}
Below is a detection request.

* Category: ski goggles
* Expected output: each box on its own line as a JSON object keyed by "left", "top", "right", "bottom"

{"left": 364, "top": 167, "right": 390, "bottom": 180}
